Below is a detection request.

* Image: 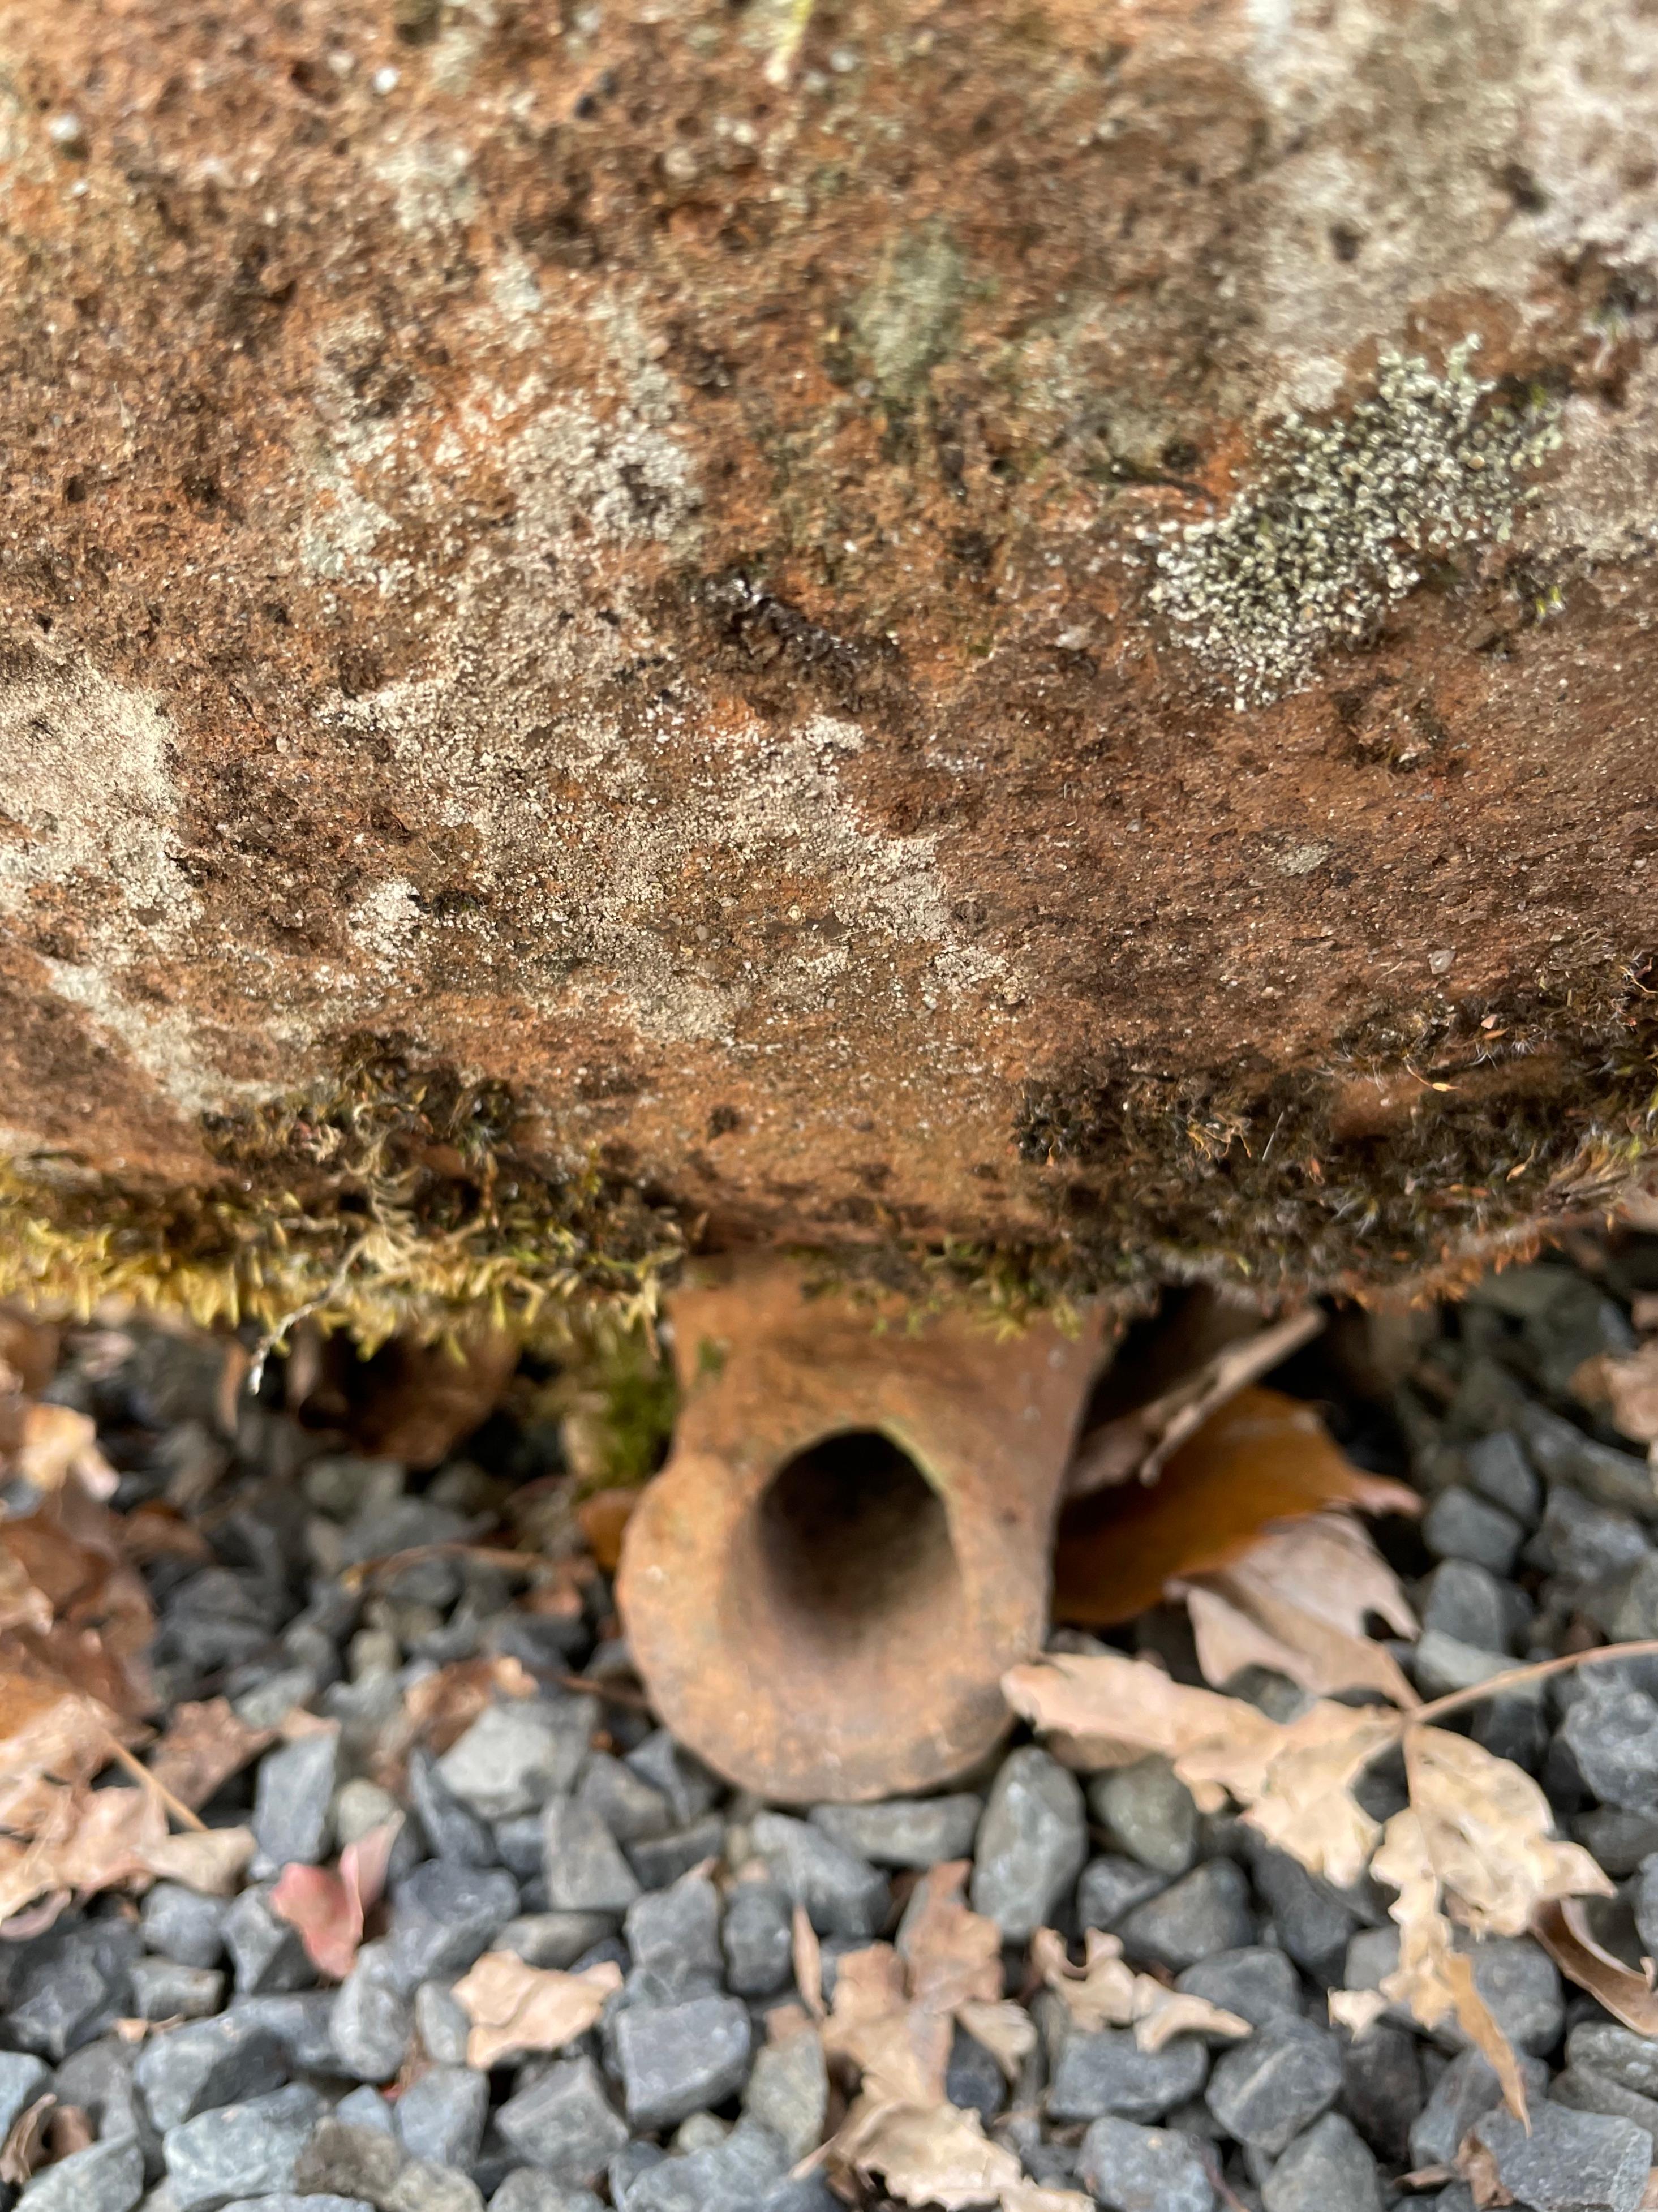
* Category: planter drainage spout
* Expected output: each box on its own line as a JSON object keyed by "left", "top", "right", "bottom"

{"left": 617, "top": 1262, "right": 1105, "bottom": 1803}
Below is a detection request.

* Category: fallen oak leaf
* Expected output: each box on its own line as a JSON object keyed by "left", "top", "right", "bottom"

{"left": 1054, "top": 1387, "right": 1419, "bottom": 1626}
{"left": 896, "top": 1861, "right": 1002, "bottom": 2014}
{"left": 1403, "top": 1725, "right": 1612, "bottom": 1937}
{"left": 1004, "top": 1652, "right": 1397, "bottom": 1887}
{"left": 145, "top": 1700, "right": 274, "bottom": 1811}
{"left": 139, "top": 1826, "right": 255, "bottom": 1895}
{"left": 952, "top": 2001, "right": 1037, "bottom": 2080}
{"left": 1532, "top": 1896, "right": 1658, "bottom": 2037}
{"left": 271, "top": 1816, "right": 402, "bottom": 1978}
{"left": 832, "top": 2098, "right": 1024, "bottom": 2211}
{"left": 1372, "top": 1808, "right": 1531, "bottom": 2125}
{"left": 452, "top": 1951, "right": 622, "bottom": 2068}
{"left": 1031, "top": 1928, "right": 1249, "bottom": 2052}
{"left": 15, "top": 1405, "right": 117, "bottom": 1501}
{"left": 1328, "top": 1988, "right": 1391, "bottom": 2039}
{"left": 821, "top": 1943, "right": 951, "bottom": 2108}
{"left": 1176, "top": 1513, "right": 1420, "bottom": 1708}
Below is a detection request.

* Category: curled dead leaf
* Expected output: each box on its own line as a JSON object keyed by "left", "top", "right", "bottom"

{"left": 1533, "top": 1896, "right": 1658, "bottom": 2036}
{"left": 1328, "top": 1988, "right": 1391, "bottom": 2039}
{"left": 0, "top": 2094, "right": 53, "bottom": 2186}
{"left": 15, "top": 1405, "right": 117, "bottom": 1501}
{"left": 139, "top": 1826, "right": 255, "bottom": 1895}
{"left": 1177, "top": 1512, "right": 1419, "bottom": 1707}
{"left": 1054, "top": 1386, "right": 1419, "bottom": 1627}
{"left": 146, "top": 1700, "right": 274, "bottom": 1811}
{"left": 1372, "top": 1809, "right": 1530, "bottom": 2125}
{"left": 832, "top": 2099, "right": 1024, "bottom": 2212}
{"left": 1403, "top": 1726, "right": 1612, "bottom": 1938}
{"left": 1031, "top": 1928, "right": 1249, "bottom": 2052}
{"left": 452, "top": 1951, "right": 623, "bottom": 2068}
{"left": 897, "top": 1861, "right": 1002, "bottom": 2015}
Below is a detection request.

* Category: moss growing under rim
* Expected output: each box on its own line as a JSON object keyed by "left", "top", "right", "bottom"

{"left": 0, "top": 1037, "right": 688, "bottom": 1354}
{"left": 2, "top": 980, "right": 1657, "bottom": 1356}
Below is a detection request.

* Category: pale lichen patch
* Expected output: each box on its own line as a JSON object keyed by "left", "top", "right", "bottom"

{"left": 1150, "top": 342, "right": 1558, "bottom": 705}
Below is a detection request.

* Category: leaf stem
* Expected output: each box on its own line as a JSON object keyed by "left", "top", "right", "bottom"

{"left": 1407, "top": 1636, "right": 1658, "bottom": 1729}
{"left": 105, "top": 1737, "right": 207, "bottom": 1831}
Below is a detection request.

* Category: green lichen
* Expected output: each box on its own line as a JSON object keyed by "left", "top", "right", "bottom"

{"left": 1150, "top": 340, "right": 1561, "bottom": 706}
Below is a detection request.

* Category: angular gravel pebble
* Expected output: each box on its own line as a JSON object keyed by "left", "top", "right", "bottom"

{"left": 165, "top": 2082, "right": 323, "bottom": 2212}
{"left": 721, "top": 1880, "right": 793, "bottom": 1998}
{"left": 613, "top": 1994, "right": 753, "bottom": 2132}
{"left": 0, "top": 2051, "right": 51, "bottom": 2137}
{"left": 750, "top": 1814, "right": 888, "bottom": 1940}
{"left": 134, "top": 2013, "right": 289, "bottom": 2132}
{"left": 1473, "top": 2102, "right": 1653, "bottom": 2212}
{"left": 1047, "top": 2029, "right": 1209, "bottom": 2124}
{"left": 1422, "top": 1486, "right": 1523, "bottom": 1577}
{"left": 1089, "top": 1760, "right": 1199, "bottom": 1878}
{"left": 806, "top": 1796, "right": 983, "bottom": 1869}
{"left": 1204, "top": 2019, "right": 1343, "bottom": 2155}
{"left": 495, "top": 2059, "right": 628, "bottom": 2185}
{"left": 1076, "top": 1856, "right": 1169, "bottom": 1931}
{"left": 1119, "top": 1859, "right": 1255, "bottom": 1972}
{"left": 438, "top": 1704, "right": 589, "bottom": 1822}
{"left": 386, "top": 1865, "right": 520, "bottom": 1991}
{"left": 395, "top": 2066, "right": 489, "bottom": 2171}
{"left": 331, "top": 1942, "right": 415, "bottom": 2083}
{"left": 624, "top": 1873, "right": 723, "bottom": 2000}
{"left": 541, "top": 1803, "right": 641, "bottom": 1917}
{"left": 251, "top": 1730, "right": 339, "bottom": 1871}
{"left": 1077, "top": 2116, "right": 1215, "bottom": 2212}
{"left": 140, "top": 1888, "right": 227, "bottom": 1970}
{"left": 1175, "top": 1948, "right": 1302, "bottom": 2029}
{"left": 969, "top": 1749, "right": 1087, "bottom": 1940}
{"left": 1261, "top": 2112, "right": 1382, "bottom": 2212}
{"left": 17, "top": 2137, "right": 145, "bottom": 2212}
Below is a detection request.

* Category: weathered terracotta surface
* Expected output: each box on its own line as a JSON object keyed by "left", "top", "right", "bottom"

{"left": 617, "top": 1261, "right": 1105, "bottom": 1798}
{"left": 3, "top": 0, "right": 1658, "bottom": 1300}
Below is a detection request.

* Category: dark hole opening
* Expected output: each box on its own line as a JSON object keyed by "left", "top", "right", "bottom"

{"left": 755, "top": 1428, "right": 955, "bottom": 1639}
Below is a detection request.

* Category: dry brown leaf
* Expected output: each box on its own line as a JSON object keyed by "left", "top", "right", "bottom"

{"left": 1533, "top": 1897, "right": 1658, "bottom": 2036}
{"left": 1178, "top": 1513, "right": 1419, "bottom": 1707}
{"left": 897, "top": 1861, "right": 1002, "bottom": 2015}
{"left": 576, "top": 1490, "right": 639, "bottom": 1574}
{"left": 0, "top": 2094, "right": 53, "bottom": 2186}
{"left": 139, "top": 1826, "right": 255, "bottom": 1895}
{"left": 834, "top": 2099, "right": 1024, "bottom": 2211}
{"left": 345, "top": 1331, "right": 520, "bottom": 1470}
{"left": 1404, "top": 1726, "right": 1612, "bottom": 1936}
{"left": 146, "top": 1700, "right": 274, "bottom": 1811}
{"left": 0, "top": 1776, "right": 167, "bottom": 1925}
{"left": 953, "top": 2001, "right": 1037, "bottom": 2080}
{"left": 1054, "top": 1388, "right": 1420, "bottom": 1626}
{"left": 1577, "top": 1340, "right": 1658, "bottom": 1444}
{"left": 1004, "top": 1652, "right": 1398, "bottom": 1888}
{"left": 452, "top": 1951, "right": 622, "bottom": 2067}
{"left": 0, "top": 1315, "right": 61, "bottom": 1400}
{"left": 383, "top": 1655, "right": 538, "bottom": 1763}
{"left": 999, "top": 2186, "right": 1095, "bottom": 2212}
{"left": 1455, "top": 2137, "right": 1515, "bottom": 2210}
{"left": 792, "top": 1903, "right": 824, "bottom": 2022}
{"left": 1066, "top": 1310, "right": 1328, "bottom": 1501}
{"left": 821, "top": 1943, "right": 951, "bottom": 2108}
{"left": 1328, "top": 1988, "right": 1391, "bottom": 2038}
{"left": 1031, "top": 1928, "right": 1249, "bottom": 2052}
{"left": 15, "top": 1406, "right": 116, "bottom": 1501}
{"left": 1372, "top": 1809, "right": 1530, "bottom": 2124}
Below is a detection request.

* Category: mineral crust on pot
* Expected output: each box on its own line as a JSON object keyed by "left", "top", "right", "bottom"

{"left": 3, "top": 0, "right": 1658, "bottom": 1329}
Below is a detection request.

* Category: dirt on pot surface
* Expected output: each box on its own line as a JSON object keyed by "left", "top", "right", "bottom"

{"left": 2, "top": 2, "right": 1658, "bottom": 1320}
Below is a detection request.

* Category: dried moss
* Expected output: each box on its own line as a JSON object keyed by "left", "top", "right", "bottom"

{"left": 1009, "top": 964, "right": 1658, "bottom": 1305}
{"left": 0, "top": 1037, "right": 688, "bottom": 1351}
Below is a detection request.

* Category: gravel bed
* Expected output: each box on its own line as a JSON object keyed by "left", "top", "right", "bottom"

{"left": 8, "top": 1248, "right": 1658, "bottom": 2212}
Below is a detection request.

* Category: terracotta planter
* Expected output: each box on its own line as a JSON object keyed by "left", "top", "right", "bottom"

{"left": 617, "top": 1262, "right": 1106, "bottom": 1803}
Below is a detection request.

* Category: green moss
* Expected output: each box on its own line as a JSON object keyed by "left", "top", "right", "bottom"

{"left": 0, "top": 1036, "right": 688, "bottom": 1352}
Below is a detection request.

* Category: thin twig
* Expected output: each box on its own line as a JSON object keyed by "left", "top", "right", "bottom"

{"left": 104, "top": 1737, "right": 207, "bottom": 1831}
{"left": 1407, "top": 1636, "right": 1658, "bottom": 1729}
{"left": 340, "top": 1541, "right": 556, "bottom": 1593}
{"left": 557, "top": 1672, "right": 655, "bottom": 1714}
